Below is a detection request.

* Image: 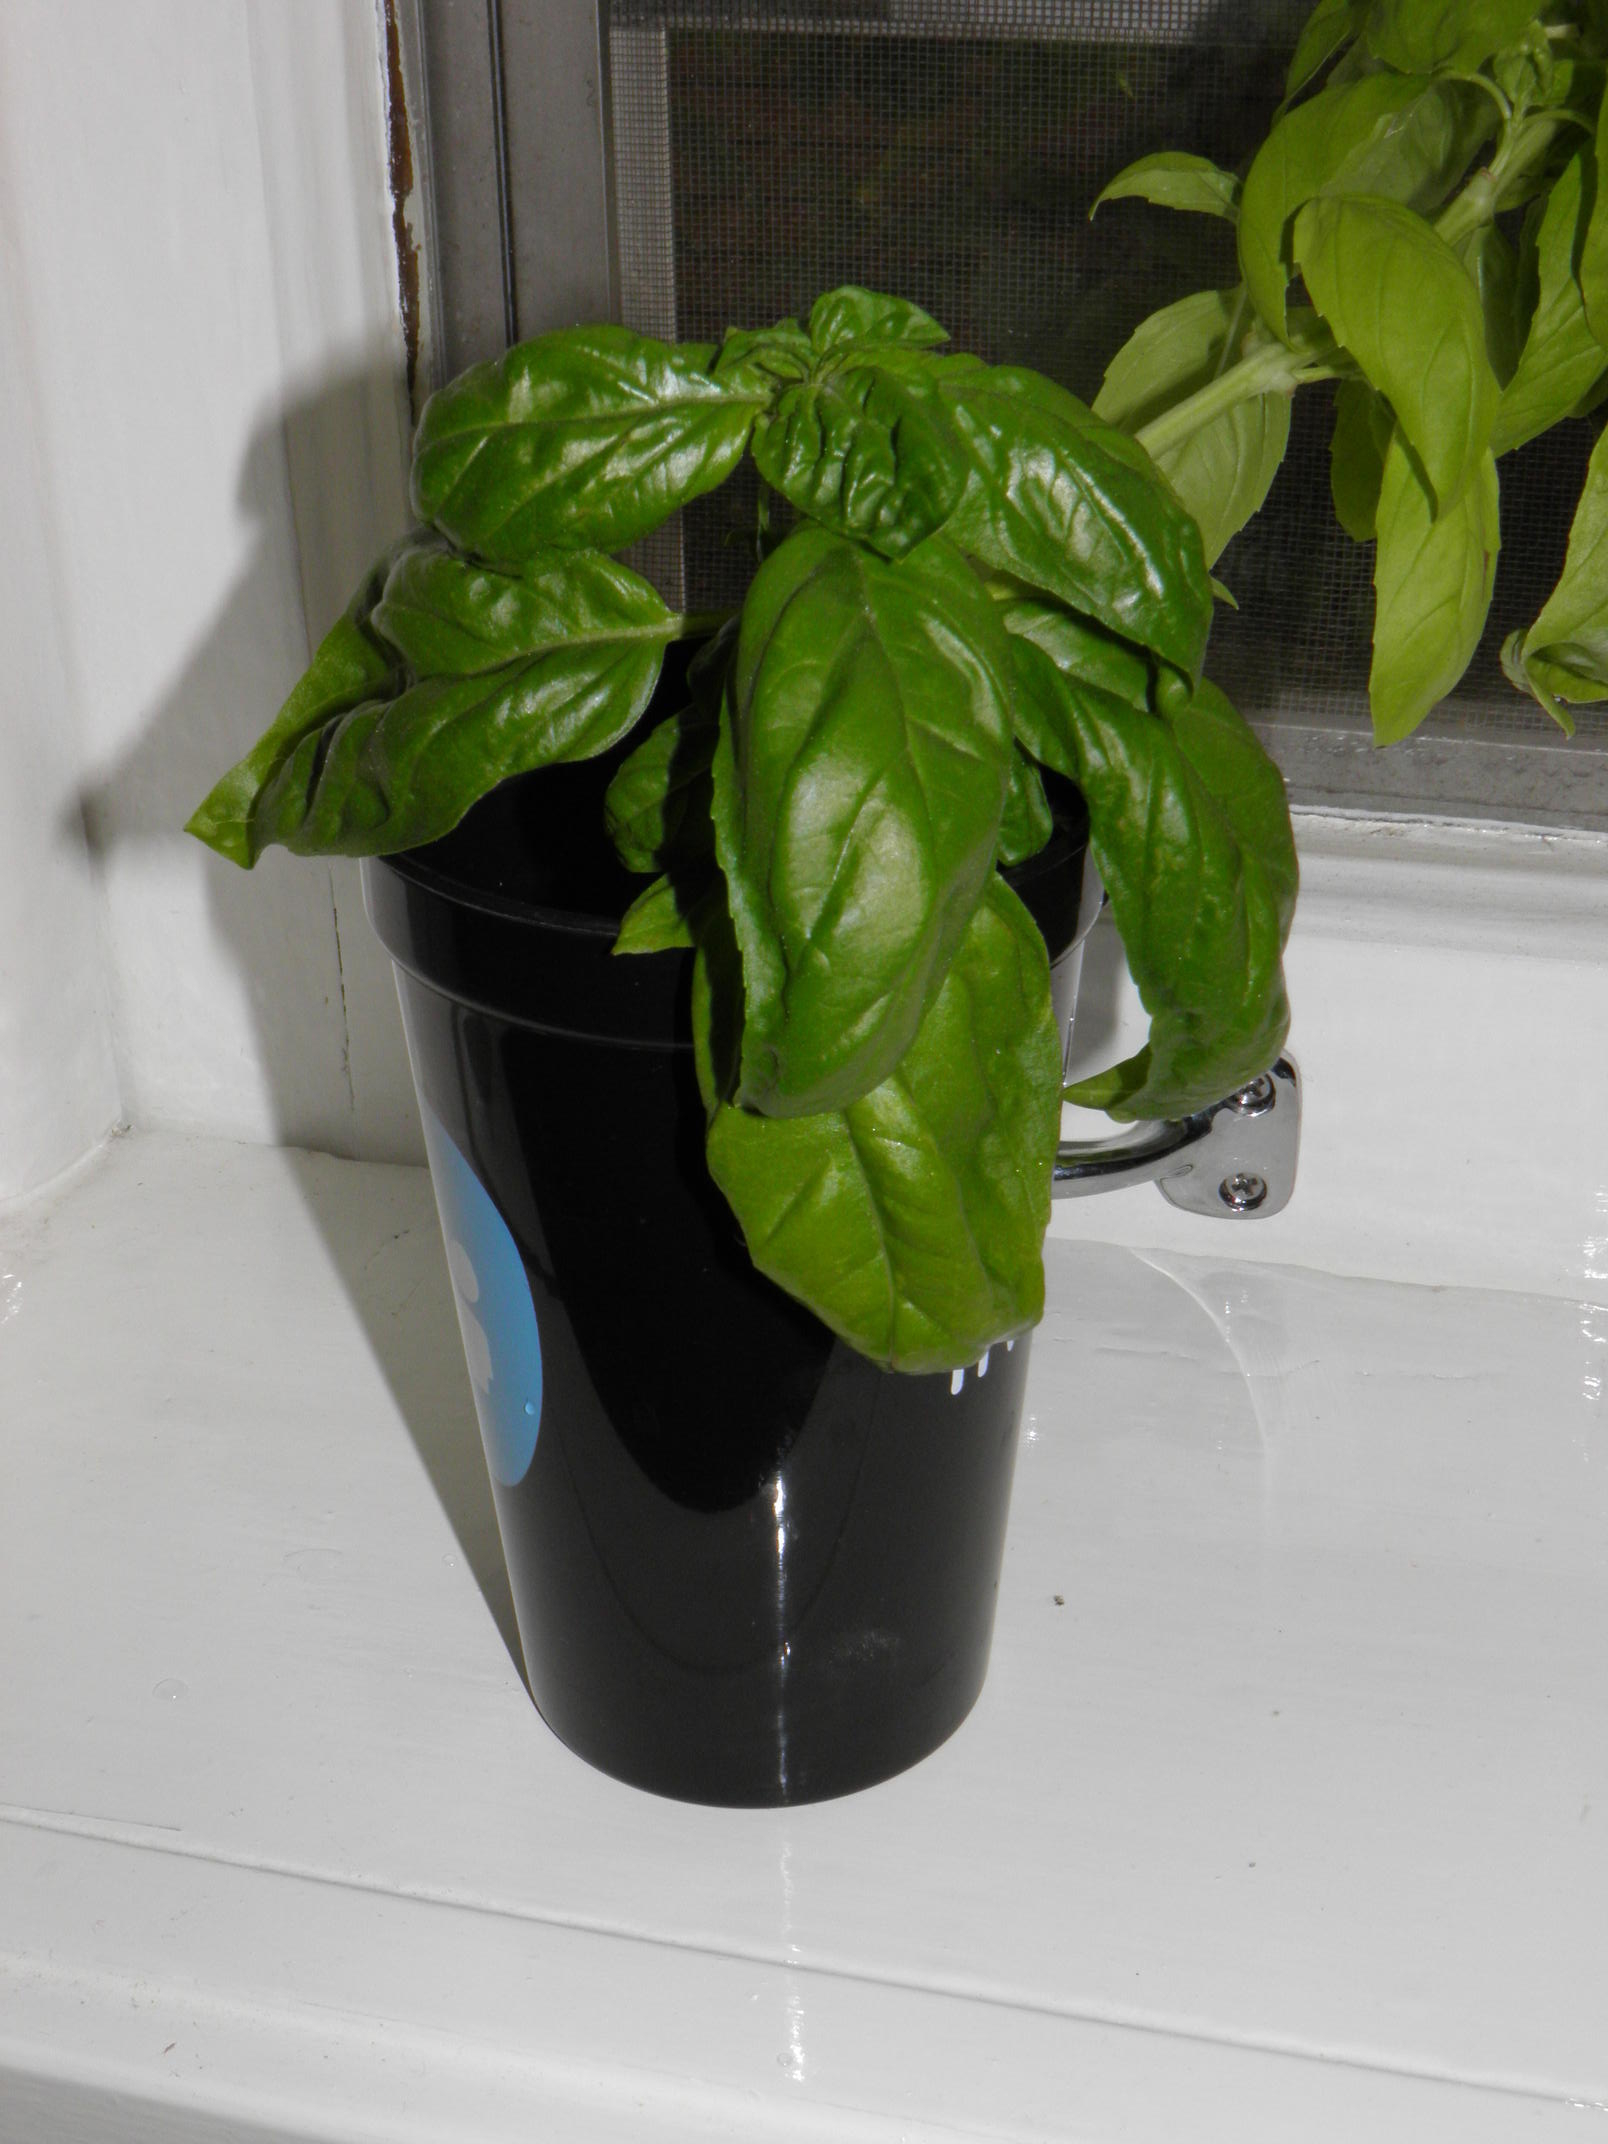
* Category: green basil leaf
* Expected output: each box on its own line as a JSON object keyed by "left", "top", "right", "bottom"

{"left": 1370, "top": 431, "right": 1500, "bottom": 742}
{"left": 604, "top": 703, "right": 717, "bottom": 873}
{"left": 938, "top": 362, "right": 1213, "bottom": 680}
{"left": 1501, "top": 631, "right": 1581, "bottom": 733}
{"left": 1159, "top": 396, "right": 1292, "bottom": 569}
{"left": 1510, "top": 420, "right": 1608, "bottom": 694}
{"left": 698, "top": 875, "right": 1061, "bottom": 1374}
{"left": 1095, "top": 288, "right": 1291, "bottom": 565}
{"left": 997, "top": 746, "right": 1054, "bottom": 865}
{"left": 711, "top": 322, "right": 816, "bottom": 395}
{"left": 1093, "top": 290, "right": 1247, "bottom": 434}
{"left": 1493, "top": 151, "right": 1608, "bottom": 453}
{"left": 713, "top": 527, "right": 1012, "bottom": 1118}
{"left": 1457, "top": 221, "right": 1524, "bottom": 386}
{"left": 1000, "top": 598, "right": 1153, "bottom": 781}
{"left": 188, "top": 546, "right": 409, "bottom": 867}
{"left": 371, "top": 542, "right": 679, "bottom": 677}
{"left": 750, "top": 354, "right": 966, "bottom": 557}
{"left": 1493, "top": 24, "right": 1554, "bottom": 112}
{"left": 1057, "top": 681, "right": 1297, "bottom": 1122}
{"left": 808, "top": 286, "right": 949, "bottom": 351}
{"left": 1363, "top": 0, "right": 1538, "bottom": 76}
{"left": 1239, "top": 74, "right": 1482, "bottom": 339}
{"left": 1091, "top": 152, "right": 1241, "bottom": 222}
{"left": 1579, "top": 107, "right": 1608, "bottom": 349}
{"left": 410, "top": 325, "right": 761, "bottom": 562}
{"left": 1294, "top": 193, "right": 1498, "bottom": 512}
{"left": 614, "top": 872, "right": 699, "bottom": 954}
{"left": 235, "top": 551, "right": 678, "bottom": 859}
{"left": 1285, "top": 0, "right": 1368, "bottom": 99}
{"left": 1328, "top": 380, "right": 1394, "bottom": 541}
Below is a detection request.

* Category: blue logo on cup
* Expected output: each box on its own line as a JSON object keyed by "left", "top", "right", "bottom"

{"left": 419, "top": 1099, "right": 542, "bottom": 1487}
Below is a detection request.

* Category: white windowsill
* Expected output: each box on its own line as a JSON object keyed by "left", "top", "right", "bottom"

{"left": 3, "top": 1123, "right": 1604, "bottom": 2140}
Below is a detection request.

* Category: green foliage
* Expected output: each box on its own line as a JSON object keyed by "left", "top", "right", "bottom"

{"left": 185, "top": 546, "right": 404, "bottom": 867}
{"left": 1284, "top": 0, "right": 1368, "bottom": 99}
{"left": 1504, "top": 419, "right": 1608, "bottom": 724}
{"left": 1095, "top": 290, "right": 1291, "bottom": 563}
{"left": 712, "top": 527, "right": 1012, "bottom": 1119}
{"left": 938, "top": 363, "right": 1214, "bottom": 678}
{"left": 603, "top": 704, "right": 716, "bottom": 875}
{"left": 185, "top": 9, "right": 1608, "bottom": 1378}
{"left": 1092, "top": 152, "right": 1242, "bottom": 221}
{"left": 1371, "top": 437, "right": 1501, "bottom": 743}
{"left": 1104, "top": 0, "right": 1608, "bottom": 744}
{"left": 1494, "top": 151, "right": 1608, "bottom": 453}
{"left": 1293, "top": 192, "right": 1498, "bottom": 510}
{"left": 750, "top": 352, "right": 965, "bottom": 557}
{"left": 698, "top": 877, "right": 1063, "bottom": 1373}
{"left": 410, "top": 325, "right": 762, "bottom": 559}
{"left": 1363, "top": 0, "right": 1539, "bottom": 76}
{"left": 1237, "top": 74, "right": 1474, "bottom": 340}
{"left": 189, "top": 292, "right": 1294, "bottom": 1371}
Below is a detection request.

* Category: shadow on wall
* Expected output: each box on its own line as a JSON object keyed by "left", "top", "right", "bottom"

{"left": 75, "top": 365, "right": 521, "bottom": 1672}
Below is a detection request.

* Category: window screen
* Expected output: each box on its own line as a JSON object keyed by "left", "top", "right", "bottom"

{"left": 407, "top": 0, "right": 1608, "bottom": 827}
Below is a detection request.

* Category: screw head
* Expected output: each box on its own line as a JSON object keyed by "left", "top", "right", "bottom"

{"left": 1219, "top": 1171, "right": 1268, "bottom": 1213}
{"left": 1227, "top": 1073, "right": 1276, "bottom": 1117}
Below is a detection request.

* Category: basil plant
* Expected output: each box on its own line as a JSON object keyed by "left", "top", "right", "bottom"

{"left": 189, "top": 287, "right": 1296, "bottom": 1374}
{"left": 1094, "top": 0, "right": 1608, "bottom": 738}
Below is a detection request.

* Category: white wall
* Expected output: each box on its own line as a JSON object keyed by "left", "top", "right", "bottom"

{"left": 0, "top": 0, "right": 424, "bottom": 1203}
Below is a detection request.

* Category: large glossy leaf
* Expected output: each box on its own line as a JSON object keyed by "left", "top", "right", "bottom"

{"left": 1055, "top": 682, "right": 1297, "bottom": 1122}
{"left": 186, "top": 546, "right": 406, "bottom": 867}
{"left": 698, "top": 875, "right": 1061, "bottom": 1373}
{"left": 750, "top": 354, "right": 967, "bottom": 557}
{"left": 808, "top": 286, "right": 949, "bottom": 351}
{"left": 603, "top": 702, "right": 717, "bottom": 873}
{"left": 1091, "top": 153, "right": 1241, "bottom": 222}
{"left": 226, "top": 548, "right": 679, "bottom": 859}
{"left": 938, "top": 362, "right": 1213, "bottom": 680}
{"left": 712, "top": 527, "right": 1012, "bottom": 1119}
{"left": 410, "top": 325, "right": 762, "bottom": 562}
{"left": 1095, "top": 289, "right": 1291, "bottom": 564}
{"left": 1370, "top": 431, "right": 1500, "bottom": 742}
{"left": 1363, "top": 0, "right": 1538, "bottom": 75}
{"left": 1507, "top": 421, "right": 1608, "bottom": 701}
{"left": 1238, "top": 74, "right": 1481, "bottom": 339}
{"left": 372, "top": 541, "right": 679, "bottom": 676}
{"left": 1293, "top": 192, "right": 1498, "bottom": 510}
{"left": 1328, "top": 380, "right": 1394, "bottom": 540}
{"left": 1285, "top": 0, "right": 1367, "bottom": 99}
{"left": 1495, "top": 152, "right": 1608, "bottom": 453}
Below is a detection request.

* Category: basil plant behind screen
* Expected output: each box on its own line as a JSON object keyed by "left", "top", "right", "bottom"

{"left": 1094, "top": 0, "right": 1608, "bottom": 739}
{"left": 188, "top": 286, "right": 1297, "bottom": 1375}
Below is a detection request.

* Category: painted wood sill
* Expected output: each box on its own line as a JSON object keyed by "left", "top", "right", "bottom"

{"left": 2, "top": 1114, "right": 1604, "bottom": 2139}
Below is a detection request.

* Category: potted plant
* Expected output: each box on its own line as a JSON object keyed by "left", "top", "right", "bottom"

{"left": 192, "top": 0, "right": 1608, "bottom": 1807}
{"left": 1087, "top": 0, "right": 1608, "bottom": 740}
{"left": 188, "top": 284, "right": 1294, "bottom": 1803}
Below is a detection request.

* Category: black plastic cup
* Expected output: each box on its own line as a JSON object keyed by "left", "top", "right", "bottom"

{"left": 363, "top": 754, "right": 1094, "bottom": 1805}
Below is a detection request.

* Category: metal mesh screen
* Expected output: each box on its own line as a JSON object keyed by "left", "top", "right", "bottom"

{"left": 604, "top": 0, "right": 1607, "bottom": 811}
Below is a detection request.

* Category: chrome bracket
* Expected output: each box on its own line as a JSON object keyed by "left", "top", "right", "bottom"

{"left": 1052, "top": 1057, "right": 1301, "bottom": 1218}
